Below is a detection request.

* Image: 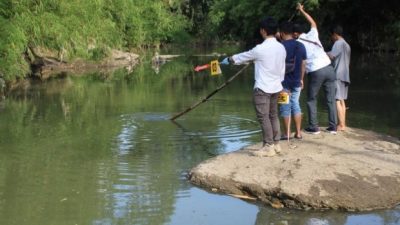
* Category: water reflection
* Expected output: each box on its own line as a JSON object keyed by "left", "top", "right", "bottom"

{"left": 89, "top": 112, "right": 262, "bottom": 225}
{"left": 254, "top": 206, "right": 400, "bottom": 225}
{"left": 168, "top": 187, "right": 259, "bottom": 225}
{"left": 94, "top": 114, "right": 178, "bottom": 225}
{"left": 116, "top": 115, "right": 138, "bottom": 153}
{"left": 0, "top": 52, "right": 399, "bottom": 225}
{"left": 173, "top": 115, "right": 260, "bottom": 154}
{"left": 0, "top": 100, "right": 5, "bottom": 112}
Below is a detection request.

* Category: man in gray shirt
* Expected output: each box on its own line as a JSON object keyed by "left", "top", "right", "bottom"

{"left": 328, "top": 25, "right": 351, "bottom": 131}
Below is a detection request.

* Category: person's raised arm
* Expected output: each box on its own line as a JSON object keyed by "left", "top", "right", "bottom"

{"left": 297, "top": 3, "right": 317, "bottom": 29}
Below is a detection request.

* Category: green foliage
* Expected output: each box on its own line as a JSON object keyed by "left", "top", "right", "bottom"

{"left": 206, "top": 0, "right": 320, "bottom": 40}
{"left": 205, "top": 0, "right": 400, "bottom": 54}
{"left": 3, "top": 0, "right": 400, "bottom": 82}
{"left": 0, "top": 17, "right": 29, "bottom": 80}
{"left": 0, "top": 0, "right": 191, "bottom": 81}
{"left": 318, "top": 0, "right": 400, "bottom": 51}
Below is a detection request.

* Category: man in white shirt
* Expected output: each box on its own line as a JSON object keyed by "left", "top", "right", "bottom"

{"left": 222, "top": 17, "right": 286, "bottom": 157}
{"left": 296, "top": 3, "right": 337, "bottom": 134}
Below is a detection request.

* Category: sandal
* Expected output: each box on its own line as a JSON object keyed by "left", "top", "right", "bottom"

{"left": 294, "top": 135, "right": 303, "bottom": 140}
{"left": 280, "top": 135, "right": 291, "bottom": 141}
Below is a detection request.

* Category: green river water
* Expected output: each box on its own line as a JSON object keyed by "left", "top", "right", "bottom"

{"left": 0, "top": 50, "right": 399, "bottom": 225}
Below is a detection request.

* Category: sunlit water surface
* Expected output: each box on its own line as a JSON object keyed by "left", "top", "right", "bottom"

{"left": 0, "top": 52, "right": 399, "bottom": 225}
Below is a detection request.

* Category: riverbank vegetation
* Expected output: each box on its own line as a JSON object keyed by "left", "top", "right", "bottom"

{"left": 207, "top": 0, "right": 400, "bottom": 51}
{"left": 0, "top": 0, "right": 189, "bottom": 81}
{"left": 1, "top": 0, "right": 400, "bottom": 82}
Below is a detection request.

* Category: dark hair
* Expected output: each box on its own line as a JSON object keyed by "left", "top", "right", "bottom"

{"left": 280, "top": 21, "right": 293, "bottom": 34}
{"left": 259, "top": 17, "right": 278, "bottom": 35}
{"left": 330, "top": 25, "right": 343, "bottom": 36}
{"left": 293, "top": 23, "right": 306, "bottom": 34}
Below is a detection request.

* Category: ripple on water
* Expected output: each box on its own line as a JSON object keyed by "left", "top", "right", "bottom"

{"left": 170, "top": 115, "right": 259, "bottom": 141}
{"left": 113, "top": 113, "right": 260, "bottom": 152}
{"left": 94, "top": 112, "right": 262, "bottom": 220}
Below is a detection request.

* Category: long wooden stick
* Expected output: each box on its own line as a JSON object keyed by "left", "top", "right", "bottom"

{"left": 170, "top": 64, "right": 250, "bottom": 121}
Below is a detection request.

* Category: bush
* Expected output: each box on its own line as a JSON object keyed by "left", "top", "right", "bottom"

{"left": 0, "top": 0, "right": 191, "bottom": 81}
{"left": 0, "top": 17, "right": 29, "bottom": 80}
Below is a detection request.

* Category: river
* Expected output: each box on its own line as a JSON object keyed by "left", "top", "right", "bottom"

{"left": 0, "top": 49, "right": 399, "bottom": 225}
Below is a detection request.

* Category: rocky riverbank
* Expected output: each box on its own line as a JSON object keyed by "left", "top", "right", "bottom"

{"left": 189, "top": 127, "right": 400, "bottom": 211}
{"left": 30, "top": 48, "right": 139, "bottom": 80}
{"left": 1, "top": 48, "right": 139, "bottom": 95}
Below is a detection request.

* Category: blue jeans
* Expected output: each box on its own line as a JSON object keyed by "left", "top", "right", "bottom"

{"left": 280, "top": 87, "right": 302, "bottom": 117}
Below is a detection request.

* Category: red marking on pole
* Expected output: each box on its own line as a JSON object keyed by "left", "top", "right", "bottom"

{"left": 194, "top": 64, "right": 210, "bottom": 72}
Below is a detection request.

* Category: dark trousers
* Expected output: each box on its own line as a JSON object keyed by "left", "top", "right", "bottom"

{"left": 253, "top": 88, "right": 280, "bottom": 145}
{"left": 306, "top": 65, "right": 337, "bottom": 128}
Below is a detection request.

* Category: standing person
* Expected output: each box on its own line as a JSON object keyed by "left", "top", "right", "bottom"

{"left": 327, "top": 25, "right": 351, "bottom": 131}
{"left": 221, "top": 17, "right": 286, "bottom": 157}
{"left": 279, "top": 21, "right": 307, "bottom": 140}
{"left": 296, "top": 3, "right": 337, "bottom": 134}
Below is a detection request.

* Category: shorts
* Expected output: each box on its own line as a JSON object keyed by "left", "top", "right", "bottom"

{"left": 336, "top": 80, "right": 349, "bottom": 100}
{"left": 280, "top": 87, "right": 302, "bottom": 117}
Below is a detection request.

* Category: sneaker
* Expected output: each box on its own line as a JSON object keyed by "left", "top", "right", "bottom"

{"left": 274, "top": 144, "right": 282, "bottom": 154}
{"left": 304, "top": 127, "right": 320, "bottom": 134}
{"left": 326, "top": 126, "right": 337, "bottom": 134}
{"left": 252, "top": 144, "right": 276, "bottom": 157}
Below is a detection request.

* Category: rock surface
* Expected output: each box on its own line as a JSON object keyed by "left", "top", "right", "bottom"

{"left": 189, "top": 128, "right": 400, "bottom": 211}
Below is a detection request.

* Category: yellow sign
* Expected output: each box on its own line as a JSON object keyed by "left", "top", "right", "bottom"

{"left": 277, "top": 91, "right": 289, "bottom": 104}
{"left": 210, "top": 60, "right": 222, "bottom": 76}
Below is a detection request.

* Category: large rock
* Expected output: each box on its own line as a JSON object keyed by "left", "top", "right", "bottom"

{"left": 189, "top": 128, "right": 400, "bottom": 211}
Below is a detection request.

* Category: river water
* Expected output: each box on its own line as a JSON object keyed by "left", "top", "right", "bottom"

{"left": 0, "top": 50, "right": 399, "bottom": 225}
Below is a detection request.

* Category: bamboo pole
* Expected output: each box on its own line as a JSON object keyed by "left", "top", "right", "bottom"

{"left": 170, "top": 64, "right": 250, "bottom": 121}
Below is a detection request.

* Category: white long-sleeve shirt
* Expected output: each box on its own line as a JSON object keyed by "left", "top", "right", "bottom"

{"left": 232, "top": 37, "right": 286, "bottom": 94}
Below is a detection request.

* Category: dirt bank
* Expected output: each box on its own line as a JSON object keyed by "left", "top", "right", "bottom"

{"left": 189, "top": 128, "right": 400, "bottom": 211}
{"left": 32, "top": 49, "right": 139, "bottom": 80}
{"left": 2, "top": 48, "right": 139, "bottom": 94}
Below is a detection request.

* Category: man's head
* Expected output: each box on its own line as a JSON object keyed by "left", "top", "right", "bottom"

{"left": 279, "top": 21, "right": 294, "bottom": 40}
{"left": 259, "top": 17, "right": 278, "bottom": 38}
{"left": 293, "top": 23, "right": 305, "bottom": 39}
{"left": 330, "top": 25, "right": 343, "bottom": 41}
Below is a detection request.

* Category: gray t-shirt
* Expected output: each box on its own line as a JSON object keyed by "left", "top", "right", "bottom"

{"left": 329, "top": 38, "right": 351, "bottom": 83}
